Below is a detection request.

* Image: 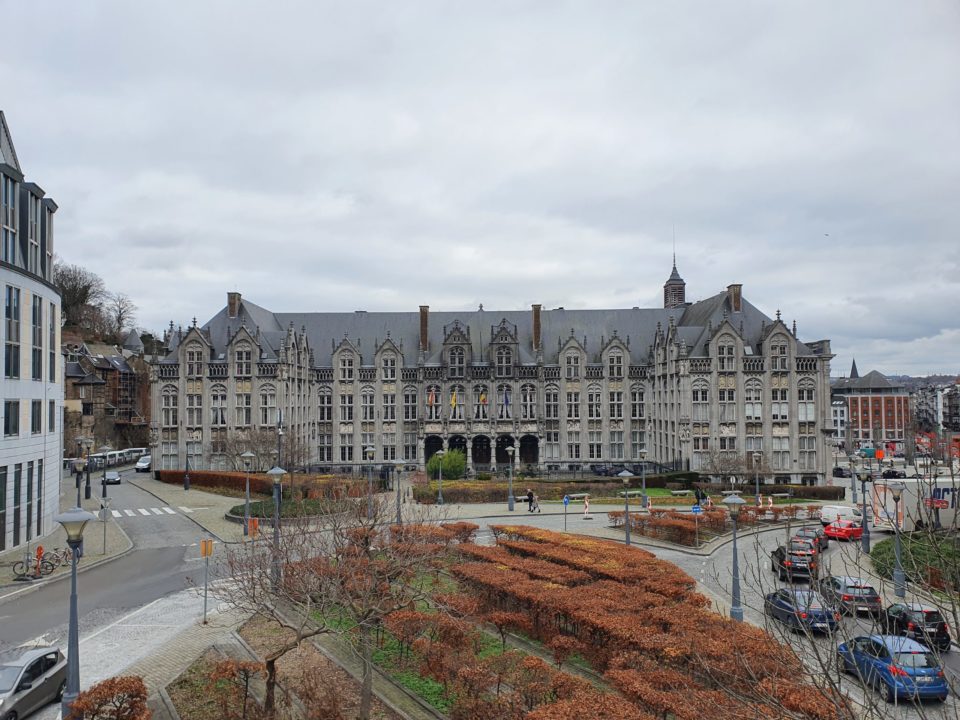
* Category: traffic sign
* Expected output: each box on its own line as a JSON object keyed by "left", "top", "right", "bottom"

{"left": 563, "top": 495, "right": 570, "bottom": 506}
{"left": 691, "top": 504, "right": 703, "bottom": 515}
{"left": 200, "top": 539, "right": 215, "bottom": 557}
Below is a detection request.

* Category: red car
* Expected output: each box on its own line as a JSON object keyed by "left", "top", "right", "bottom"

{"left": 824, "top": 520, "right": 863, "bottom": 541}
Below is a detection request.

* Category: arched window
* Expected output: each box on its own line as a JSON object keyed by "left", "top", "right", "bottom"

{"left": 520, "top": 383, "right": 536, "bottom": 420}
{"left": 448, "top": 347, "right": 465, "bottom": 378}
{"left": 210, "top": 384, "right": 227, "bottom": 426}
{"left": 691, "top": 380, "right": 709, "bottom": 422}
{"left": 496, "top": 347, "right": 513, "bottom": 378}
{"left": 544, "top": 384, "right": 559, "bottom": 419}
{"left": 403, "top": 386, "right": 418, "bottom": 420}
{"left": 339, "top": 353, "right": 355, "bottom": 382}
{"left": 587, "top": 384, "right": 602, "bottom": 419}
{"left": 473, "top": 384, "right": 489, "bottom": 420}
{"left": 798, "top": 380, "right": 816, "bottom": 422}
{"left": 426, "top": 384, "right": 441, "bottom": 420}
{"left": 717, "top": 337, "right": 736, "bottom": 371}
{"left": 565, "top": 352, "right": 580, "bottom": 379}
{"left": 161, "top": 385, "right": 178, "bottom": 427}
{"left": 318, "top": 386, "right": 332, "bottom": 421}
{"left": 259, "top": 384, "right": 276, "bottom": 426}
{"left": 744, "top": 379, "right": 763, "bottom": 421}
{"left": 718, "top": 385, "right": 736, "bottom": 422}
{"left": 630, "top": 385, "right": 645, "bottom": 419}
{"left": 361, "top": 386, "right": 375, "bottom": 421}
{"left": 234, "top": 344, "right": 252, "bottom": 377}
{"left": 497, "top": 384, "right": 512, "bottom": 419}
{"left": 381, "top": 353, "right": 396, "bottom": 381}
{"left": 770, "top": 336, "right": 789, "bottom": 371}
{"left": 450, "top": 384, "right": 465, "bottom": 420}
{"left": 607, "top": 351, "right": 623, "bottom": 379}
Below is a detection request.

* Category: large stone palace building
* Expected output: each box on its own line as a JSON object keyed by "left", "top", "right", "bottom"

{"left": 151, "top": 264, "right": 834, "bottom": 483}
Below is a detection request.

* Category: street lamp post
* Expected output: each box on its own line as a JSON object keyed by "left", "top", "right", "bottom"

{"left": 506, "top": 446, "right": 515, "bottom": 511}
{"left": 858, "top": 469, "right": 872, "bottom": 554}
{"left": 723, "top": 494, "right": 746, "bottom": 622}
{"left": 74, "top": 439, "right": 83, "bottom": 506}
{"left": 99, "top": 445, "right": 112, "bottom": 500}
{"left": 753, "top": 451, "right": 762, "bottom": 506}
{"left": 55, "top": 506, "right": 97, "bottom": 720}
{"left": 394, "top": 460, "right": 405, "bottom": 525}
{"left": 889, "top": 482, "right": 907, "bottom": 598}
{"left": 241, "top": 451, "right": 256, "bottom": 537}
{"left": 266, "top": 466, "right": 286, "bottom": 590}
{"left": 83, "top": 438, "right": 92, "bottom": 500}
{"left": 365, "top": 447, "right": 375, "bottom": 520}
{"left": 848, "top": 455, "right": 858, "bottom": 504}
{"left": 639, "top": 449, "right": 648, "bottom": 509}
{"left": 435, "top": 450, "right": 445, "bottom": 505}
{"left": 619, "top": 469, "right": 634, "bottom": 546}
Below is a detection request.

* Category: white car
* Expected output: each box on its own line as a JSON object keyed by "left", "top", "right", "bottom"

{"left": 135, "top": 455, "right": 152, "bottom": 472}
{"left": 819, "top": 504, "right": 862, "bottom": 527}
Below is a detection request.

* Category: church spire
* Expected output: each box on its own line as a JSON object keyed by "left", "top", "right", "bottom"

{"left": 850, "top": 358, "right": 860, "bottom": 379}
{"left": 663, "top": 254, "right": 686, "bottom": 308}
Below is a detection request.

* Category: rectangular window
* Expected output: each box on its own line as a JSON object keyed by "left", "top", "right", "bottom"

{"left": 718, "top": 344, "right": 736, "bottom": 371}
{"left": 772, "top": 345, "right": 789, "bottom": 371}
{"left": 235, "top": 393, "right": 251, "bottom": 426}
{"left": 403, "top": 390, "right": 418, "bottom": 420}
{"left": 382, "top": 393, "right": 396, "bottom": 420}
{"left": 545, "top": 429, "right": 560, "bottom": 460}
{"left": 608, "top": 391, "right": 623, "bottom": 419}
{"left": 339, "top": 433, "right": 354, "bottom": 462}
{"left": 718, "top": 389, "right": 736, "bottom": 422}
{"left": 25, "top": 461, "right": 33, "bottom": 540}
{"left": 48, "top": 399, "right": 55, "bottom": 432}
{"left": 719, "top": 436, "right": 737, "bottom": 451}
{"left": 565, "top": 354, "right": 580, "bottom": 379}
{"left": 382, "top": 355, "right": 396, "bottom": 381}
{"left": 771, "top": 436, "right": 790, "bottom": 469}
{"left": 5, "top": 286, "right": 21, "bottom": 379}
{"left": 631, "top": 430, "right": 646, "bottom": 459}
{"left": 567, "top": 431, "right": 581, "bottom": 460}
{"left": 0, "top": 466, "right": 6, "bottom": 551}
{"left": 544, "top": 389, "right": 559, "bottom": 419}
{"left": 339, "top": 356, "right": 354, "bottom": 381}
{"left": 771, "top": 389, "right": 789, "bottom": 421}
{"left": 30, "top": 400, "right": 41, "bottom": 434}
{"left": 361, "top": 390, "right": 375, "bottom": 421}
{"left": 186, "top": 349, "right": 204, "bottom": 378}
{"left": 403, "top": 432, "right": 417, "bottom": 462}
{"left": 566, "top": 391, "right": 580, "bottom": 419}
{"left": 49, "top": 302, "right": 56, "bottom": 382}
{"left": 211, "top": 391, "right": 226, "bottom": 426}
{"left": 31, "top": 296, "right": 42, "bottom": 380}
{"left": 609, "top": 431, "right": 624, "bottom": 460}
{"left": 3, "top": 400, "right": 19, "bottom": 436}
{"left": 587, "top": 391, "right": 602, "bottom": 420}
{"left": 630, "top": 390, "right": 645, "bottom": 419}
{"left": 692, "top": 387, "right": 710, "bottom": 421}
{"left": 340, "top": 394, "right": 354, "bottom": 421}
{"left": 259, "top": 389, "right": 276, "bottom": 426}
{"left": 318, "top": 434, "right": 332, "bottom": 462}
{"left": 382, "top": 433, "right": 396, "bottom": 461}
{"left": 235, "top": 349, "right": 252, "bottom": 377}
{"left": 588, "top": 430, "right": 603, "bottom": 460}
{"left": 13, "top": 463, "right": 21, "bottom": 546}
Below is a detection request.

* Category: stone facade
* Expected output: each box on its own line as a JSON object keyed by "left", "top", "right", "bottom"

{"left": 151, "top": 269, "right": 834, "bottom": 483}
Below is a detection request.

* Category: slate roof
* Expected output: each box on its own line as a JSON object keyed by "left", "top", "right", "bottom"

{"left": 0, "top": 111, "right": 21, "bottom": 173}
{"left": 832, "top": 370, "right": 905, "bottom": 392}
{"left": 122, "top": 329, "right": 145, "bottom": 353}
{"left": 166, "top": 286, "right": 817, "bottom": 369}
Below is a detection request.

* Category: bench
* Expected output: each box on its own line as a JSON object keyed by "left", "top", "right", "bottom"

{"left": 619, "top": 490, "right": 646, "bottom": 497}
{"left": 721, "top": 490, "right": 743, "bottom": 496}
{"left": 670, "top": 489, "right": 691, "bottom": 497}
{"left": 771, "top": 492, "right": 791, "bottom": 499}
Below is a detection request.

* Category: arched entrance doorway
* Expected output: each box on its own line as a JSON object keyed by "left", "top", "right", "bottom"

{"left": 519, "top": 435, "right": 539, "bottom": 465}
{"left": 425, "top": 435, "right": 444, "bottom": 463}
{"left": 471, "top": 436, "right": 491, "bottom": 467}
{"left": 495, "top": 435, "right": 515, "bottom": 465}
{"left": 448, "top": 435, "right": 467, "bottom": 456}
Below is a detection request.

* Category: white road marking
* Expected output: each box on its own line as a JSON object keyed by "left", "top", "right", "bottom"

{"left": 162, "top": 507, "right": 177, "bottom": 514}
{"left": 111, "top": 510, "right": 122, "bottom": 518}
{"left": 150, "top": 508, "right": 164, "bottom": 515}
{"left": 124, "top": 509, "right": 136, "bottom": 517}
{"left": 138, "top": 508, "right": 151, "bottom": 516}
{"left": 178, "top": 506, "right": 193, "bottom": 513}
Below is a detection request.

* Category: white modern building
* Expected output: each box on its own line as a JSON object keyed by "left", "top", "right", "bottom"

{"left": 1, "top": 110, "right": 61, "bottom": 554}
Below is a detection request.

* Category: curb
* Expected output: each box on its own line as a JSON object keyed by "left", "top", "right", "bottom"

{"left": 126, "top": 478, "right": 228, "bottom": 544}
{"left": 0, "top": 521, "right": 135, "bottom": 603}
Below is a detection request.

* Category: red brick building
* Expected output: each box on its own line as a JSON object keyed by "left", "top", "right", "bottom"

{"left": 832, "top": 360, "right": 910, "bottom": 453}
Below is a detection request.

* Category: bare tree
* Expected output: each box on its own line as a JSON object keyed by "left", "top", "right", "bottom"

{"left": 53, "top": 259, "right": 108, "bottom": 328}
{"left": 106, "top": 292, "right": 138, "bottom": 337}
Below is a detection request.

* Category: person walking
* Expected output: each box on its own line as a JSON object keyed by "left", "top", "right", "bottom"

{"left": 526, "top": 488, "right": 535, "bottom": 512}
{"left": 532, "top": 493, "right": 541, "bottom": 513}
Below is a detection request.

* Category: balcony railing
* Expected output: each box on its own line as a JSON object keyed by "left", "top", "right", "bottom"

{"left": 689, "top": 358, "right": 712, "bottom": 373}
{"left": 518, "top": 365, "right": 538, "bottom": 379}
{"left": 401, "top": 368, "right": 418, "bottom": 382}
{"left": 359, "top": 367, "right": 376, "bottom": 382}
{"left": 797, "top": 357, "right": 818, "bottom": 372}
{"left": 742, "top": 357, "right": 765, "bottom": 373}
{"left": 157, "top": 364, "right": 180, "bottom": 378}
{"left": 257, "top": 363, "right": 277, "bottom": 377}
{"left": 315, "top": 368, "right": 334, "bottom": 381}
{"left": 207, "top": 363, "right": 228, "bottom": 378}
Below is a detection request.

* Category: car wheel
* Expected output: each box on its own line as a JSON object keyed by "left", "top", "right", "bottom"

{"left": 778, "top": 570, "right": 785, "bottom": 582}
{"left": 883, "top": 683, "right": 896, "bottom": 704}
{"left": 55, "top": 679, "right": 66, "bottom": 701}
{"left": 4, "top": 711, "right": 18, "bottom": 720}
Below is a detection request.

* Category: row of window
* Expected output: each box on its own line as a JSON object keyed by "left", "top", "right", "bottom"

{"left": 4, "top": 286, "right": 57, "bottom": 382}
{"left": 0, "top": 459, "right": 45, "bottom": 551}
{"left": 3, "top": 399, "right": 57, "bottom": 437}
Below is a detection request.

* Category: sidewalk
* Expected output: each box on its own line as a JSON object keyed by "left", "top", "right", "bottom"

{"left": 0, "top": 477, "right": 133, "bottom": 592}
{"left": 126, "top": 474, "right": 246, "bottom": 543}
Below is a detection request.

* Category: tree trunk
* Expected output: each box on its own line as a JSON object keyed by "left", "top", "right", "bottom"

{"left": 359, "top": 624, "right": 374, "bottom": 720}
{"left": 265, "top": 657, "right": 277, "bottom": 713}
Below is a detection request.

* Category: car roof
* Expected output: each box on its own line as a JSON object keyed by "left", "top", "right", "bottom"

{"left": 872, "top": 635, "right": 931, "bottom": 653}
{"left": 1, "top": 646, "right": 59, "bottom": 667}
{"left": 836, "top": 576, "right": 869, "bottom": 586}
{"left": 905, "top": 603, "right": 937, "bottom": 612}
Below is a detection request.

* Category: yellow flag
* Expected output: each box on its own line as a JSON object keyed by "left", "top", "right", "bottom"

{"left": 451, "top": 390, "right": 458, "bottom": 409}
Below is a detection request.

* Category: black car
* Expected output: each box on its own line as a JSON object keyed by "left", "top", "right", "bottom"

{"left": 771, "top": 545, "right": 818, "bottom": 582}
{"left": 832, "top": 467, "right": 853, "bottom": 478}
{"left": 590, "top": 464, "right": 611, "bottom": 477}
{"left": 882, "top": 469, "right": 907, "bottom": 479}
{"left": 817, "top": 575, "right": 882, "bottom": 616}
{"left": 764, "top": 588, "right": 841, "bottom": 633}
{"left": 794, "top": 526, "right": 829, "bottom": 552}
{"left": 881, "top": 603, "right": 952, "bottom": 653}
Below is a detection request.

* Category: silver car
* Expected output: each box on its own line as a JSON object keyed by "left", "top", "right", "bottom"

{"left": 0, "top": 647, "right": 67, "bottom": 719}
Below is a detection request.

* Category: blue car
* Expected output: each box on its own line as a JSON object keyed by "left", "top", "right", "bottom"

{"left": 838, "top": 635, "right": 949, "bottom": 703}
{"left": 763, "top": 589, "right": 840, "bottom": 633}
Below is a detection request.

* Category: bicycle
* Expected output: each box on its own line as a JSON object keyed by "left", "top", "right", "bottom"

{"left": 43, "top": 546, "right": 74, "bottom": 568}
{"left": 12, "top": 557, "right": 56, "bottom": 577}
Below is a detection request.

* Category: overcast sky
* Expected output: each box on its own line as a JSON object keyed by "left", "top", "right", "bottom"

{"left": 2, "top": 1, "right": 958, "bottom": 376}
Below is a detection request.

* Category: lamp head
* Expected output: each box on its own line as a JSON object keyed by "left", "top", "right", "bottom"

{"left": 722, "top": 494, "right": 746, "bottom": 518}
{"left": 266, "top": 466, "right": 287, "bottom": 485}
{"left": 506, "top": 446, "right": 515, "bottom": 457}
{"left": 857, "top": 469, "right": 871, "bottom": 484}
{"left": 240, "top": 450, "right": 255, "bottom": 468}
{"left": 618, "top": 469, "right": 633, "bottom": 484}
{"left": 639, "top": 449, "right": 647, "bottom": 461}
{"left": 55, "top": 507, "right": 97, "bottom": 545}
{"left": 888, "top": 482, "right": 905, "bottom": 501}
{"left": 752, "top": 452, "right": 761, "bottom": 462}
{"left": 435, "top": 450, "right": 445, "bottom": 458}
{"left": 365, "top": 446, "right": 375, "bottom": 460}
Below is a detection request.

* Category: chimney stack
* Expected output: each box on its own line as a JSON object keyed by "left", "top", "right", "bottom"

{"left": 419, "top": 305, "right": 430, "bottom": 353}
{"left": 531, "top": 304, "right": 542, "bottom": 351}
{"left": 227, "top": 291, "right": 242, "bottom": 318}
{"left": 727, "top": 284, "right": 742, "bottom": 313}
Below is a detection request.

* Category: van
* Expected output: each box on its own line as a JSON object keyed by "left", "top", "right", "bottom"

{"left": 135, "top": 455, "right": 152, "bottom": 473}
{"left": 820, "top": 505, "right": 863, "bottom": 527}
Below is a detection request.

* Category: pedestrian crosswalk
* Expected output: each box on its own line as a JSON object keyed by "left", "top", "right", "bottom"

{"left": 111, "top": 506, "right": 198, "bottom": 519}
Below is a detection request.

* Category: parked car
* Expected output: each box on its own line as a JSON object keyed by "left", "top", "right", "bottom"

{"left": 0, "top": 646, "right": 67, "bottom": 718}
{"left": 104, "top": 470, "right": 121, "bottom": 485}
{"left": 134, "top": 455, "right": 152, "bottom": 472}
{"left": 881, "top": 603, "right": 952, "bottom": 653}
{"left": 771, "top": 545, "right": 818, "bottom": 582}
{"left": 882, "top": 468, "right": 907, "bottom": 479}
{"left": 818, "top": 576, "right": 882, "bottom": 616}
{"left": 819, "top": 505, "right": 863, "bottom": 527}
{"left": 824, "top": 520, "right": 863, "bottom": 542}
{"left": 838, "top": 635, "right": 949, "bottom": 703}
{"left": 590, "top": 464, "right": 611, "bottom": 477}
{"left": 793, "top": 526, "right": 828, "bottom": 551}
{"left": 763, "top": 588, "right": 840, "bottom": 633}
{"left": 832, "top": 466, "right": 852, "bottom": 478}
{"left": 788, "top": 536, "right": 820, "bottom": 557}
